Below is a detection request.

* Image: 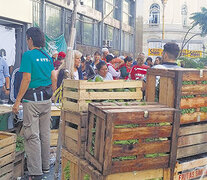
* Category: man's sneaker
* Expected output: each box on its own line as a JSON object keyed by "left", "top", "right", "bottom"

{"left": 42, "top": 169, "right": 50, "bottom": 174}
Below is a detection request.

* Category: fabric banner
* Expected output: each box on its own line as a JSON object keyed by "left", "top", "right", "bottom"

{"left": 45, "top": 34, "right": 67, "bottom": 56}
{"left": 0, "top": 25, "right": 16, "bottom": 66}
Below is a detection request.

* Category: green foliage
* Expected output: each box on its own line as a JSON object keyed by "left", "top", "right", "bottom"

{"left": 190, "top": 7, "right": 207, "bottom": 36}
{"left": 181, "top": 108, "right": 195, "bottom": 115}
{"left": 114, "top": 139, "right": 139, "bottom": 145}
{"left": 200, "top": 107, "right": 207, "bottom": 112}
{"left": 16, "top": 136, "right": 24, "bottom": 152}
{"left": 182, "top": 95, "right": 195, "bottom": 98}
{"left": 178, "top": 57, "right": 205, "bottom": 69}
{"left": 182, "top": 81, "right": 196, "bottom": 85}
{"left": 112, "top": 155, "right": 137, "bottom": 161}
{"left": 64, "top": 161, "right": 70, "bottom": 180}
{"left": 84, "top": 174, "right": 90, "bottom": 180}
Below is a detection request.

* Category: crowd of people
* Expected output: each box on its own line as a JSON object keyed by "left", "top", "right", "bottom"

{"left": 52, "top": 46, "right": 164, "bottom": 85}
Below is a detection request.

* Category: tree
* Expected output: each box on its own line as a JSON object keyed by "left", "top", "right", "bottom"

{"left": 179, "top": 7, "right": 207, "bottom": 57}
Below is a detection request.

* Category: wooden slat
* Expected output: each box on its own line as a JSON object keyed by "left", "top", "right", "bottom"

{"left": 88, "top": 104, "right": 107, "bottom": 120}
{"left": 146, "top": 74, "right": 156, "bottom": 102}
{"left": 180, "top": 97, "right": 207, "bottom": 109}
{"left": 94, "top": 117, "right": 102, "bottom": 159}
{"left": 179, "top": 123, "right": 207, "bottom": 136}
{"left": 180, "top": 112, "right": 207, "bottom": 124}
{"left": 99, "top": 118, "right": 106, "bottom": 164}
{"left": 113, "top": 126, "right": 172, "bottom": 141}
{"left": 103, "top": 114, "right": 114, "bottom": 174}
{"left": 147, "top": 68, "right": 176, "bottom": 78}
{"left": 182, "top": 84, "right": 207, "bottom": 95}
{"left": 0, "top": 144, "right": 16, "bottom": 158}
{"left": 113, "top": 111, "right": 173, "bottom": 125}
{"left": 87, "top": 112, "right": 95, "bottom": 153}
{"left": 105, "top": 168, "right": 164, "bottom": 180}
{"left": 166, "top": 77, "right": 175, "bottom": 108}
{"left": 65, "top": 126, "right": 78, "bottom": 141}
{"left": 0, "top": 135, "right": 16, "bottom": 149}
{"left": 0, "top": 152, "right": 15, "bottom": 167}
{"left": 109, "top": 156, "right": 169, "bottom": 174}
{"left": 0, "top": 171, "right": 13, "bottom": 180}
{"left": 177, "top": 143, "right": 207, "bottom": 159}
{"left": 0, "top": 163, "right": 13, "bottom": 176}
{"left": 176, "top": 156, "right": 207, "bottom": 172}
{"left": 159, "top": 77, "right": 169, "bottom": 106}
{"left": 182, "top": 70, "right": 207, "bottom": 81}
{"left": 64, "top": 136, "right": 78, "bottom": 154}
{"left": 112, "top": 140, "right": 170, "bottom": 157}
{"left": 178, "top": 132, "right": 207, "bottom": 147}
{"left": 85, "top": 151, "right": 103, "bottom": 172}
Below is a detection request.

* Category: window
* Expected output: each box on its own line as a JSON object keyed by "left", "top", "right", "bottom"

{"left": 123, "top": 0, "right": 130, "bottom": 25}
{"left": 76, "top": 15, "right": 82, "bottom": 44}
{"left": 105, "top": 0, "right": 114, "bottom": 18}
{"left": 124, "top": 32, "right": 130, "bottom": 52}
{"left": 45, "top": 3, "right": 62, "bottom": 38}
{"left": 113, "top": 28, "right": 120, "bottom": 50}
{"left": 32, "top": 0, "right": 41, "bottom": 27}
{"left": 181, "top": 4, "right": 188, "bottom": 27}
{"left": 83, "top": 17, "right": 93, "bottom": 45}
{"left": 94, "top": 21, "right": 99, "bottom": 46}
{"left": 149, "top": 3, "right": 160, "bottom": 25}
{"left": 84, "top": 0, "right": 93, "bottom": 8}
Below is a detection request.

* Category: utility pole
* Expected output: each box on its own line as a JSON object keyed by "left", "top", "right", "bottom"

{"left": 161, "top": 0, "right": 167, "bottom": 40}
{"left": 53, "top": 1, "right": 79, "bottom": 179}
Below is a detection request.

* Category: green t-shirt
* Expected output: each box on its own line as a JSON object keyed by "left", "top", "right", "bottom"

{"left": 19, "top": 49, "right": 54, "bottom": 88}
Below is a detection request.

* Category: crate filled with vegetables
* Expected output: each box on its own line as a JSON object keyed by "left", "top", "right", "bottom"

{"left": 85, "top": 102, "right": 179, "bottom": 175}
{"left": 146, "top": 68, "right": 207, "bottom": 124}
{"left": 62, "top": 79, "right": 142, "bottom": 112}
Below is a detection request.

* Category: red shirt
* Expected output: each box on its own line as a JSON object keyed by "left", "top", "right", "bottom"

{"left": 130, "top": 64, "right": 149, "bottom": 80}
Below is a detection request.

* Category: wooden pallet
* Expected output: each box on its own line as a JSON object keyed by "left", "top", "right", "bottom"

{"left": 63, "top": 80, "right": 142, "bottom": 112}
{"left": 146, "top": 68, "right": 207, "bottom": 124}
{"left": 61, "top": 148, "right": 171, "bottom": 180}
{"left": 177, "top": 123, "right": 207, "bottom": 159}
{"left": 174, "top": 154, "right": 207, "bottom": 180}
{"left": 85, "top": 102, "right": 179, "bottom": 176}
{"left": 13, "top": 151, "right": 25, "bottom": 179}
{"left": 62, "top": 110, "right": 88, "bottom": 157}
{"left": 0, "top": 131, "right": 16, "bottom": 180}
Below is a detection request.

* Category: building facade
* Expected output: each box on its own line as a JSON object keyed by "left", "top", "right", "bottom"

{"left": 136, "top": 0, "right": 207, "bottom": 60}
{"left": 0, "top": 0, "right": 136, "bottom": 68}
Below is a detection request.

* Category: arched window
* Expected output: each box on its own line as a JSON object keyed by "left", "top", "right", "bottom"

{"left": 149, "top": 3, "right": 160, "bottom": 25}
{"left": 181, "top": 3, "right": 188, "bottom": 26}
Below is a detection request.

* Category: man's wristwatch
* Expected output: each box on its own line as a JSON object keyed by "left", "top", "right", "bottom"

{"left": 6, "top": 88, "right": 10, "bottom": 90}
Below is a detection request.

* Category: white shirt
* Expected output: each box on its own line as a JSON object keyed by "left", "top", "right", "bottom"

{"left": 74, "top": 70, "right": 79, "bottom": 80}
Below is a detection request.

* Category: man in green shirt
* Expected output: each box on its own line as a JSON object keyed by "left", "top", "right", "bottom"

{"left": 12, "top": 27, "right": 57, "bottom": 180}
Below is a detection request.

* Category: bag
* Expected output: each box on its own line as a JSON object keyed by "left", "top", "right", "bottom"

{"left": 23, "top": 84, "right": 53, "bottom": 101}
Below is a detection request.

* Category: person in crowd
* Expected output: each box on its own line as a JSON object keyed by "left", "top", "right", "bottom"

{"left": 154, "top": 56, "right": 162, "bottom": 66}
{"left": 56, "top": 50, "right": 83, "bottom": 89}
{"left": 110, "top": 56, "right": 124, "bottom": 70}
{"left": 86, "top": 54, "right": 92, "bottom": 64}
{"left": 0, "top": 56, "right": 10, "bottom": 103}
{"left": 106, "top": 54, "right": 120, "bottom": 79}
{"left": 119, "top": 56, "right": 133, "bottom": 79}
{"left": 52, "top": 49, "right": 58, "bottom": 62}
{"left": 12, "top": 27, "right": 57, "bottom": 180}
{"left": 153, "top": 42, "right": 181, "bottom": 69}
{"left": 92, "top": 51, "right": 103, "bottom": 73}
{"left": 130, "top": 55, "right": 150, "bottom": 80}
{"left": 95, "top": 61, "right": 113, "bottom": 80}
{"left": 80, "top": 56, "right": 95, "bottom": 80}
{"left": 53, "top": 51, "right": 66, "bottom": 70}
{"left": 102, "top": 47, "right": 109, "bottom": 62}
{"left": 146, "top": 57, "right": 153, "bottom": 67}
{"left": 133, "top": 52, "right": 145, "bottom": 66}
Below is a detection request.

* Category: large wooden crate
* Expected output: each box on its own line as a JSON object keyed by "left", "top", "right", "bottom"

{"left": 0, "top": 131, "right": 16, "bottom": 180}
{"left": 13, "top": 151, "right": 25, "bottom": 179}
{"left": 177, "top": 123, "right": 207, "bottom": 159}
{"left": 50, "top": 129, "right": 58, "bottom": 147}
{"left": 146, "top": 68, "right": 207, "bottom": 125}
{"left": 62, "top": 110, "right": 88, "bottom": 157}
{"left": 63, "top": 80, "right": 142, "bottom": 112}
{"left": 174, "top": 153, "right": 207, "bottom": 180}
{"left": 61, "top": 148, "right": 170, "bottom": 180}
{"left": 85, "top": 102, "right": 179, "bottom": 176}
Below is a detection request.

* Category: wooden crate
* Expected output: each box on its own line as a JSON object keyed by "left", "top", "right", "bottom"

{"left": 13, "top": 151, "right": 25, "bottom": 179}
{"left": 174, "top": 153, "right": 207, "bottom": 180}
{"left": 85, "top": 102, "right": 179, "bottom": 176}
{"left": 63, "top": 80, "right": 142, "bottom": 112}
{"left": 61, "top": 148, "right": 171, "bottom": 180}
{"left": 50, "top": 129, "right": 58, "bottom": 147}
{"left": 177, "top": 123, "right": 207, "bottom": 159}
{"left": 0, "top": 131, "right": 16, "bottom": 180}
{"left": 146, "top": 68, "right": 207, "bottom": 125}
{"left": 62, "top": 110, "right": 88, "bottom": 157}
